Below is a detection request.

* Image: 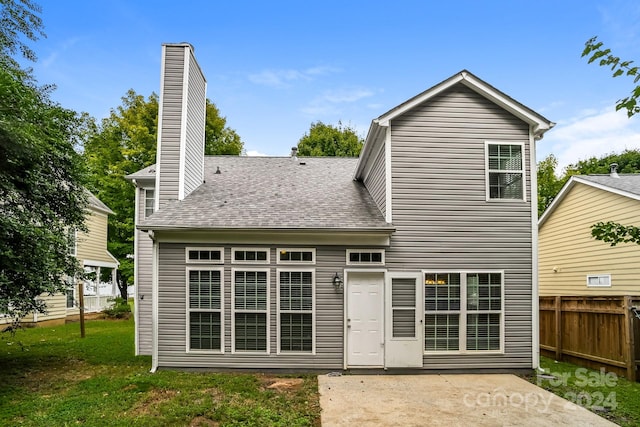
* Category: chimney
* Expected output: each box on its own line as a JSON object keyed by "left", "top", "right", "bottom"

{"left": 290, "top": 146, "right": 298, "bottom": 160}
{"left": 155, "top": 43, "right": 207, "bottom": 209}
{"left": 610, "top": 163, "right": 619, "bottom": 178}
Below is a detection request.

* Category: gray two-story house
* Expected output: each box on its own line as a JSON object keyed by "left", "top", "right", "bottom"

{"left": 128, "top": 43, "right": 553, "bottom": 372}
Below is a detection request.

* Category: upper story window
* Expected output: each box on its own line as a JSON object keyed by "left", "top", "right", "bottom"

{"left": 144, "top": 189, "right": 155, "bottom": 218}
{"left": 587, "top": 274, "right": 611, "bottom": 287}
{"left": 186, "top": 247, "right": 224, "bottom": 264}
{"left": 67, "top": 228, "right": 77, "bottom": 256}
{"left": 232, "top": 248, "right": 269, "bottom": 264}
{"left": 277, "top": 248, "right": 315, "bottom": 264}
{"left": 485, "top": 142, "right": 525, "bottom": 201}
{"left": 346, "top": 249, "right": 385, "bottom": 265}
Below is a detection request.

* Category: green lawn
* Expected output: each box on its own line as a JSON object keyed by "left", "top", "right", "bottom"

{"left": 532, "top": 356, "right": 640, "bottom": 426}
{"left": 0, "top": 317, "right": 320, "bottom": 426}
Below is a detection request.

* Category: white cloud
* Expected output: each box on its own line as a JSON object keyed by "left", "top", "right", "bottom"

{"left": 301, "top": 88, "right": 375, "bottom": 117}
{"left": 245, "top": 149, "right": 269, "bottom": 156}
{"left": 540, "top": 107, "right": 640, "bottom": 173}
{"left": 248, "top": 66, "right": 340, "bottom": 88}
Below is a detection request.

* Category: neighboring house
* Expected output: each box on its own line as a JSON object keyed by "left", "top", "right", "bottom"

{"left": 3, "top": 192, "right": 120, "bottom": 326}
{"left": 128, "top": 43, "right": 554, "bottom": 372}
{"left": 539, "top": 169, "right": 640, "bottom": 296}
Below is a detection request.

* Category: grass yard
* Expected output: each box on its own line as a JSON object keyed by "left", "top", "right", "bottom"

{"left": 532, "top": 356, "right": 640, "bottom": 426}
{"left": 0, "top": 317, "right": 320, "bottom": 426}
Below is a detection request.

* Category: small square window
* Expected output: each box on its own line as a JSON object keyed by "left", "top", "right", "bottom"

{"left": 277, "top": 248, "right": 315, "bottom": 264}
{"left": 586, "top": 274, "right": 611, "bottom": 287}
{"left": 232, "top": 248, "right": 270, "bottom": 264}
{"left": 185, "top": 248, "right": 224, "bottom": 264}
{"left": 346, "top": 250, "right": 385, "bottom": 265}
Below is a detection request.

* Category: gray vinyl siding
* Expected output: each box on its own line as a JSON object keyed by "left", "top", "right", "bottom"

{"left": 156, "top": 244, "right": 345, "bottom": 369}
{"left": 386, "top": 84, "right": 534, "bottom": 369}
{"left": 182, "top": 48, "right": 206, "bottom": 198}
{"left": 362, "top": 142, "right": 386, "bottom": 217}
{"left": 157, "top": 46, "right": 185, "bottom": 207}
{"left": 135, "top": 187, "right": 154, "bottom": 355}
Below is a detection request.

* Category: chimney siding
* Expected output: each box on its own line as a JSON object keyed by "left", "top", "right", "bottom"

{"left": 155, "top": 44, "right": 207, "bottom": 209}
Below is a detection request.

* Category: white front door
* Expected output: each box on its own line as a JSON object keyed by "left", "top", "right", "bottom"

{"left": 346, "top": 272, "right": 384, "bottom": 367}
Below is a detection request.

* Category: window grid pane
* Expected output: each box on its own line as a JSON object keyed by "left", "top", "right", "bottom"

{"left": 280, "top": 313, "right": 312, "bottom": 352}
{"left": 467, "top": 273, "right": 501, "bottom": 311}
{"left": 279, "top": 271, "right": 313, "bottom": 311}
{"left": 466, "top": 313, "right": 500, "bottom": 351}
{"left": 190, "top": 312, "right": 221, "bottom": 350}
{"left": 234, "top": 271, "right": 267, "bottom": 310}
{"left": 144, "top": 189, "right": 155, "bottom": 218}
{"left": 425, "top": 273, "right": 460, "bottom": 311}
{"left": 425, "top": 314, "right": 459, "bottom": 351}
{"left": 235, "top": 313, "right": 267, "bottom": 351}
{"left": 189, "top": 270, "right": 221, "bottom": 310}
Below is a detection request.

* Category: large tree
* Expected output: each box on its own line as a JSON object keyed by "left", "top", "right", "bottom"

{"left": 0, "top": 0, "right": 87, "bottom": 320}
{"left": 83, "top": 91, "right": 243, "bottom": 292}
{"left": 537, "top": 154, "right": 567, "bottom": 216}
{"left": 296, "top": 121, "right": 363, "bottom": 156}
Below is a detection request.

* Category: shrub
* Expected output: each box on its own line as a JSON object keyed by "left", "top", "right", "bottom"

{"left": 103, "top": 297, "right": 131, "bottom": 319}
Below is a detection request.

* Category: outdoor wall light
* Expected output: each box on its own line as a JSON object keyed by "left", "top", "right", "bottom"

{"left": 332, "top": 272, "right": 343, "bottom": 291}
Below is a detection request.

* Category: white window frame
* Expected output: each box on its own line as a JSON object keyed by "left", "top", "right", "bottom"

{"left": 485, "top": 141, "right": 526, "bottom": 202}
{"left": 186, "top": 266, "right": 224, "bottom": 354}
{"left": 586, "top": 274, "right": 611, "bottom": 287}
{"left": 185, "top": 247, "right": 224, "bottom": 264}
{"left": 68, "top": 228, "right": 77, "bottom": 256}
{"left": 276, "top": 268, "right": 316, "bottom": 355}
{"left": 231, "top": 267, "right": 270, "bottom": 354}
{"left": 276, "top": 248, "right": 316, "bottom": 265}
{"left": 144, "top": 188, "right": 155, "bottom": 218}
{"left": 422, "top": 270, "right": 505, "bottom": 355}
{"left": 231, "top": 247, "right": 270, "bottom": 265}
{"left": 346, "top": 249, "right": 385, "bottom": 266}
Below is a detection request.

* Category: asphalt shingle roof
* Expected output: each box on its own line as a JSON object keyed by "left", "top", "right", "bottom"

{"left": 578, "top": 174, "right": 640, "bottom": 197}
{"left": 139, "top": 156, "right": 390, "bottom": 230}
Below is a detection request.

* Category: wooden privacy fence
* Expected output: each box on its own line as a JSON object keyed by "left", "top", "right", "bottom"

{"left": 539, "top": 296, "right": 640, "bottom": 381}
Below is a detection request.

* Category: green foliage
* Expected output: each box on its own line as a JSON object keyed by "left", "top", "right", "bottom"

{"left": 582, "top": 36, "right": 640, "bottom": 117}
{"left": 565, "top": 149, "right": 640, "bottom": 175}
{"left": 83, "top": 91, "right": 244, "bottom": 287}
{"left": 0, "top": 319, "right": 320, "bottom": 426}
{"left": 103, "top": 297, "right": 132, "bottom": 319}
{"left": 537, "top": 154, "right": 567, "bottom": 216}
{"left": 297, "top": 120, "right": 363, "bottom": 156}
{"left": 0, "top": 63, "right": 87, "bottom": 320}
{"left": 0, "top": 0, "right": 44, "bottom": 69}
{"left": 591, "top": 221, "right": 640, "bottom": 246}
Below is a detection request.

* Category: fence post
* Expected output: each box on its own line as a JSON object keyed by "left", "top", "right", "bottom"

{"left": 623, "top": 296, "right": 635, "bottom": 381}
{"left": 555, "top": 296, "right": 562, "bottom": 360}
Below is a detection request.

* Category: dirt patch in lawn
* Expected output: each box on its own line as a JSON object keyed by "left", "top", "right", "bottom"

{"left": 189, "top": 416, "right": 219, "bottom": 427}
{"left": 259, "top": 376, "right": 304, "bottom": 392}
{"left": 23, "top": 359, "right": 93, "bottom": 392}
{"left": 128, "top": 388, "right": 179, "bottom": 417}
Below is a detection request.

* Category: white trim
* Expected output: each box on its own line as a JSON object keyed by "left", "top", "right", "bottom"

{"left": 231, "top": 247, "right": 270, "bottom": 264}
{"left": 385, "top": 271, "right": 423, "bottom": 368}
{"left": 177, "top": 46, "right": 190, "bottom": 201}
{"left": 529, "top": 129, "right": 539, "bottom": 369}
{"left": 384, "top": 124, "right": 392, "bottom": 223}
{"left": 276, "top": 268, "right": 316, "bottom": 355}
{"left": 82, "top": 259, "right": 119, "bottom": 269}
{"left": 345, "top": 249, "right": 385, "bottom": 266}
{"left": 276, "top": 248, "right": 316, "bottom": 265}
{"left": 230, "top": 267, "right": 271, "bottom": 354}
{"left": 539, "top": 175, "right": 640, "bottom": 227}
{"left": 586, "top": 274, "right": 612, "bottom": 287}
{"left": 133, "top": 187, "right": 140, "bottom": 355}
{"left": 484, "top": 141, "right": 527, "bottom": 202}
{"left": 185, "top": 266, "right": 224, "bottom": 354}
{"left": 154, "top": 45, "right": 166, "bottom": 212}
{"left": 185, "top": 247, "right": 224, "bottom": 264}
{"left": 421, "top": 270, "right": 505, "bottom": 355}
{"left": 150, "top": 239, "right": 159, "bottom": 373}
{"left": 343, "top": 268, "right": 387, "bottom": 370}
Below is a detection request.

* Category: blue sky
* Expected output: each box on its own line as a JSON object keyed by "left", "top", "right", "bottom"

{"left": 29, "top": 0, "right": 640, "bottom": 171}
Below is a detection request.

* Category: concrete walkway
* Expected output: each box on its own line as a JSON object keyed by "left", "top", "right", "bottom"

{"left": 318, "top": 374, "right": 617, "bottom": 426}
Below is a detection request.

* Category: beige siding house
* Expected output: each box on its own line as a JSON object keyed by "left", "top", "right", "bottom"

{"left": 11, "top": 192, "right": 120, "bottom": 326}
{"left": 539, "top": 171, "right": 640, "bottom": 296}
{"left": 128, "top": 43, "right": 555, "bottom": 373}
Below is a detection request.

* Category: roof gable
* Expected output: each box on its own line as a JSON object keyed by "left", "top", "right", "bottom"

{"left": 539, "top": 174, "right": 640, "bottom": 227}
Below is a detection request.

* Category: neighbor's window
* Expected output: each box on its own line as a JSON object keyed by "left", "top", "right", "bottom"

{"left": 67, "top": 228, "right": 77, "bottom": 256}
{"left": 586, "top": 274, "right": 611, "bottom": 287}
{"left": 144, "top": 189, "right": 155, "bottom": 218}
{"left": 424, "top": 272, "right": 503, "bottom": 352}
{"left": 278, "top": 270, "right": 314, "bottom": 353}
{"left": 186, "top": 247, "right": 224, "bottom": 264}
{"left": 233, "top": 269, "right": 269, "bottom": 352}
{"left": 277, "top": 248, "right": 315, "bottom": 264}
{"left": 232, "top": 248, "right": 269, "bottom": 264}
{"left": 188, "top": 268, "right": 223, "bottom": 351}
{"left": 486, "top": 143, "right": 525, "bottom": 200}
{"left": 346, "top": 249, "right": 385, "bottom": 265}
{"left": 66, "top": 288, "right": 75, "bottom": 309}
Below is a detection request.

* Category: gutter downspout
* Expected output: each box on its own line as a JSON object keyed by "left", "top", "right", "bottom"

{"left": 529, "top": 125, "right": 540, "bottom": 370}
{"left": 150, "top": 230, "right": 159, "bottom": 373}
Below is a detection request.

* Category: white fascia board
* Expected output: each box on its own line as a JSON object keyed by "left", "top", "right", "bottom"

{"left": 82, "top": 259, "right": 119, "bottom": 269}
{"left": 354, "top": 120, "right": 384, "bottom": 180}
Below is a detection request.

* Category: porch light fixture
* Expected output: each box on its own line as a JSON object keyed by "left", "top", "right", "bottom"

{"left": 332, "top": 272, "right": 343, "bottom": 291}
